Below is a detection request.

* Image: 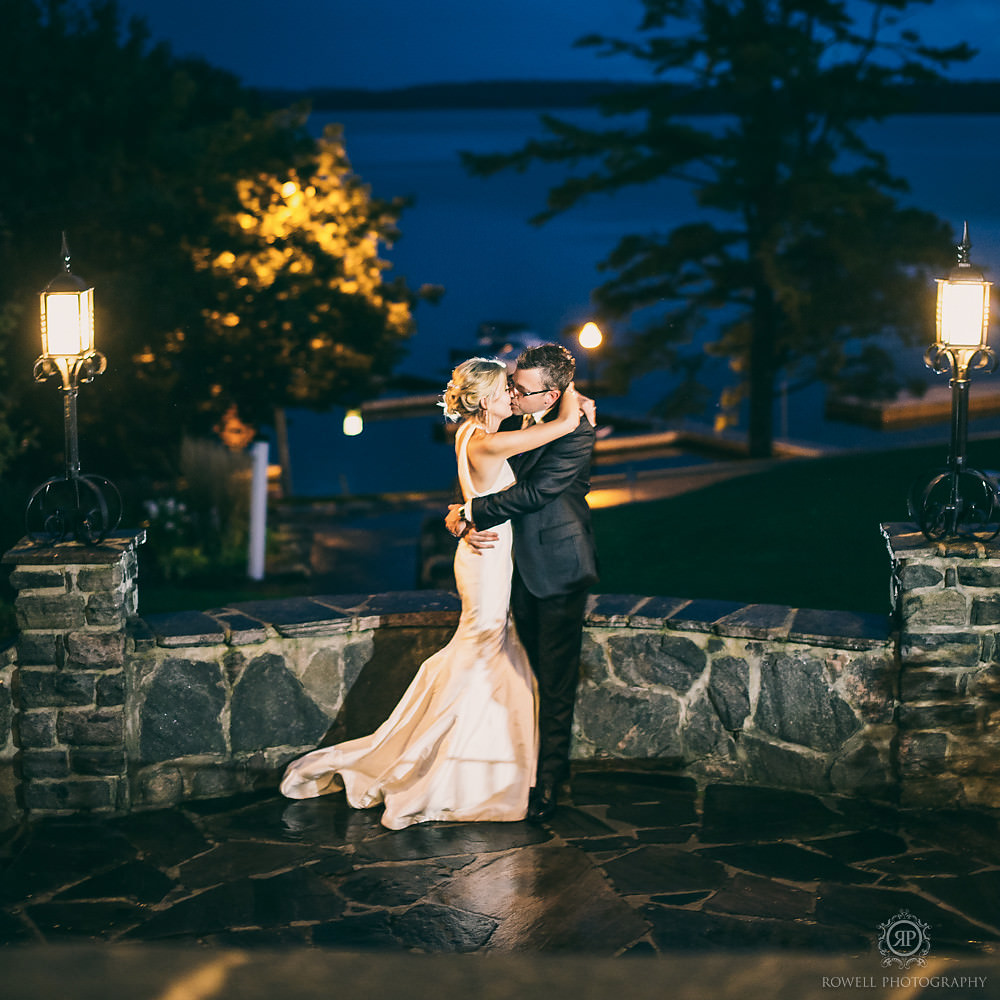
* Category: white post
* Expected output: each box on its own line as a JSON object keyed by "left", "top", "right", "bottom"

{"left": 247, "top": 440, "right": 269, "bottom": 580}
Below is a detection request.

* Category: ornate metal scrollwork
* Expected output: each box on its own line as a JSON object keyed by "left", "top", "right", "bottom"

{"left": 26, "top": 474, "right": 123, "bottom": 545}
{"left": 908, "top": 345, "right": 1000, "bottom": 542}
{"left": 908, "top": 465, "right": 1000, "bottom": 542}
{"left": 26, "top": 350, "right": 120, "bottom": 545}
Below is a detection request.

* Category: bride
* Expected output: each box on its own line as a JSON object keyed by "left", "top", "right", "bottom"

{"left": 280, "top": 357, "right": 591, "bottom": 829}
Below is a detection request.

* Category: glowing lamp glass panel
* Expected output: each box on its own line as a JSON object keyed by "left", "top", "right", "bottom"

{"left": 343, "top": 408, "right": 363, "bottom": 436}
{"left": 936, "top": 278, "right": 990, "bottom": 349}
{"left": 40, "top": 287, "right": 95, "bottom": 357}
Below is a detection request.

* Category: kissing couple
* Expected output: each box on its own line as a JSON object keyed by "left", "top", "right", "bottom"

{"left": 281, "top": 343, "right": 598, "bottom": 828}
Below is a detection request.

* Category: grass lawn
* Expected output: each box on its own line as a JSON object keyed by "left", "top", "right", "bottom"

{"left": 56, "top": 438, "right": 1000, "bottom": 623}
{"left": 591, "top": 439, "right": 992, "bottom": 615}
{"left": 137, "top": 575, "right": 319, "bottom": 615}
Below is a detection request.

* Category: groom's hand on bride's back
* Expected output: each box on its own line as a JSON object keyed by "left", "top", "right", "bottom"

{"left": 463, "top": 527, "right": 499, "bottom": 552}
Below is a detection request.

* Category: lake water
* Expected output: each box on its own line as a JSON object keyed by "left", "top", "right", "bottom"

{"left": 282, "top": 109, "right": 1000, "bottom": 497}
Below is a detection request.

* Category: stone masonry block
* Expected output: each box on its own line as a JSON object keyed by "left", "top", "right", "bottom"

{"left": 946, "top": 738, "right": 1000, "bottom": 776}
{"left": 16, "top": 594, "right": 86, "bottom": 631}
{"left": 189, "top": 765, "right": 244, "bottom": 801}
{"left": 23, "top": 778, "right": 115, "bottom": 812}
{"left": 900, "top": 632, "right": 981, "bottom": 668}
{"left": 827, "top": 651, "right": 897, "bottom": 724}
{"left": 898, "top": 702, "right": 980, "bottom": 730}
{"left": 972, "top": 597, "right": 1000, "bottom": 626}
{"left": 86, "top": 590, "right": 126, "bottom": 613}
{"left": 230, "top": 653, "right": 328, "bottom": 753}
{"left": 9, "top": 568, "right": 67, "bottom": 591}
{"left": 898, "top": 564, "right": 943, "bottom": 589}
{"left": 96, "top": 672, "right": 124, "bottom": 707}
{"left": 707, "top": 657, "right": 751, "bottom": 732}
{"left": 16, "top": 631, "right": 63, "bottom": 667}
{"left": 900, "top": 667, "right": 964, "bottom": 701}
{"left": 755, "top": 653, "right": 861, "bottom": 752}
{"left": 20, "top": 749, "right": 70, "bottom": 779}
{"left": 133, "top": 765, "right": 184, "bottom": 808}
{"left": 69, "top": 747, "right": 126, "bottom": 776}
{"left": 85, "top": 593, "right": 128, "bottom": 627}
{"left": 967, "top": 663, "right": 1000, "bottom": 699}
{"left": 56, "top": 708, "right": 124, "bottom": 747}
{"left": 956, "top": 566, "right": 1000, "bottom": 588}
{"left": 19, "top": 669, "right": 96, "bottom": 708}
{"left": 829, "top": 730, "right": 895, "bottom": 798}
{"left": 898, "top": 730, "right": 949, "bottom": 776}
{"left": 606, "top": 631, "right": 707, "bottom": 691}
{"left": 64, "top": 631, "right": 126, "bottom": 668}
{"left": 76, "top": 564, "right": 125, "bottom": 591}
{"left": 739, "top": 733, "right": 829, "bottom": 792}
{"left": 17, "top": 711, "right": 57, "bottom": 747}
{"left": 139, "top": 659, "right": 226, "bottom": 761}
{"left": 901, "top": 589, "right": 969, "bottom": 628}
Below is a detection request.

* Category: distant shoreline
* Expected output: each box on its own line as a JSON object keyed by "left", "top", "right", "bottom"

{"left": 262, "top": 78, "right": 1000, "bottom": 113}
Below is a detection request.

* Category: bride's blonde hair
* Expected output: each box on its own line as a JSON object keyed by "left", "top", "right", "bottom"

{"left": 440, "top": 358, "right": 507, "bottom": 422}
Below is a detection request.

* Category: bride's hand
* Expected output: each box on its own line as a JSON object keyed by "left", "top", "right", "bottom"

{"left": 577, "top": 389, "right": 596, "bottom": 427}
{"left": 558, "top": 382, "right": 582, "bottom": 427}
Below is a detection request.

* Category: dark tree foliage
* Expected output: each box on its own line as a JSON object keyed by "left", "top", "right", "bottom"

{"left": 0, "top": 0, "right": 421, "bottom": 483}
{"left": 463, "top": 0, "right": 975, "bottom": 456}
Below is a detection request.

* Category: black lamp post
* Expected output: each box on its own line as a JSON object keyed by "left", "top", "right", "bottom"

{"left": 26, "top": 235, "right": 122, "bottom": 544}
{"left": 908, "top": 222, "right": 998, "bottom": 541}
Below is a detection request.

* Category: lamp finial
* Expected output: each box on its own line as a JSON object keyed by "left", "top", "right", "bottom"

{"left": 957, "top": 221, "right": 972, "bottom": 268}
{"left": 60, "top": 231, "right": 72, "bottom": 273}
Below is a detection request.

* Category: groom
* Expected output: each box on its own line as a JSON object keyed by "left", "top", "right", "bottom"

{"left": 446, "top": 343, "right": 598, "bottom": 822}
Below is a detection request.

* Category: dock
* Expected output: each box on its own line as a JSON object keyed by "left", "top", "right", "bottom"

{"left": 826, "top": 384, "right": 1000, "bottom": 430}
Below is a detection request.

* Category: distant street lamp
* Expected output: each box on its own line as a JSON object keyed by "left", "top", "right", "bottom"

{"left": 26, "top": 235, "right": 122, "bottom": 544}
{"left": 578, "top": 321, "right": 603, "bottom": 389}
{"left": 343, "top": 407, "right": 363, "bottom": 436}
{"left": 908, "top": 222, "right": 998, "bottom": 540}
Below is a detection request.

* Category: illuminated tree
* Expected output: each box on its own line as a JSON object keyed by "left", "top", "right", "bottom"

{"left": 173, "top": 124, "right": 418, "bottom": 432}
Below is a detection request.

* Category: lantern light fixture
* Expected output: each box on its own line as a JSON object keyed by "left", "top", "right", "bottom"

{"left": 26, "top": 235, "right": 121, "bottom": 544}
{"left": 909, "top": 222, "right": 998, "bottom": 541}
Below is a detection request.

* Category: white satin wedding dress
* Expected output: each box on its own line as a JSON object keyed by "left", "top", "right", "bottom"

{"left": 280, "top": 420, "right": 538, "bottom": 829}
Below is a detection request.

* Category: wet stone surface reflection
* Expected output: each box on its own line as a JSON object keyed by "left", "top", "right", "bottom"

{"left": 2, "top": 766, "right": 1000, "bottom": 956}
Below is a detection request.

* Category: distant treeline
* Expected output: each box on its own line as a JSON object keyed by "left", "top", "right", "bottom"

{"left": 263, "top": 78, "right": 1000, "bottom": 113}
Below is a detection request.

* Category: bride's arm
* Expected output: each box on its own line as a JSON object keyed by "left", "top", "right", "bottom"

{"left": 470, "top": 383, "right": 585, "bottom": 464}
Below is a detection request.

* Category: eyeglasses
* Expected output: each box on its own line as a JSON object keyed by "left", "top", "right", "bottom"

{"left": 507, "top": 379, "right": 551, "bottom": 398}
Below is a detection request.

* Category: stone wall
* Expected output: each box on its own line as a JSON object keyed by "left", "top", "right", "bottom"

{"left": 2, "top": 533, "right": 142, "bottom": 818}
{"left": 4, "top": 522, "right": 998, "bottom": 823}
{"left": 74, "top": 590, "right": 898, "bottom": 816}
{"left": 576, "top": 597, "right": 896, "bottom": 799}
{"left": 884, "top": 521, "right": 1000, "bottom": 809}
{"left": 0, "top": 640, "right": 17, "bottom": 831}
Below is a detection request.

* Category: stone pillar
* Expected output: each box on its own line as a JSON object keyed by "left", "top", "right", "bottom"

{"left": 883, "top": 521, "right": 1000, "bottom": 809}
{"left": 3, "top": 530, "right": 144, "bottom": 816}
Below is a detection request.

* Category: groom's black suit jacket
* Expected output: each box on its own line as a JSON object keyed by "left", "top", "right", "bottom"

{"left": 469, "top": 411, "right": 598, "bottom": 599}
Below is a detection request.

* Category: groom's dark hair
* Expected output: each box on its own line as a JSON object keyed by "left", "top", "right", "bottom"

{"left": 517, "top": 343, "right": 576, "bottom": 392}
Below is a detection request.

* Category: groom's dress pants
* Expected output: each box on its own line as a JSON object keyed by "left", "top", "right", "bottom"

{"left": 510, "top": 567, "right": 589, "bottom": 788}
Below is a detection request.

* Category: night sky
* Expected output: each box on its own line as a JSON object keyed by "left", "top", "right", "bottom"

{"left": 111, "top": 0, "right": 997, "bottom": 91}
